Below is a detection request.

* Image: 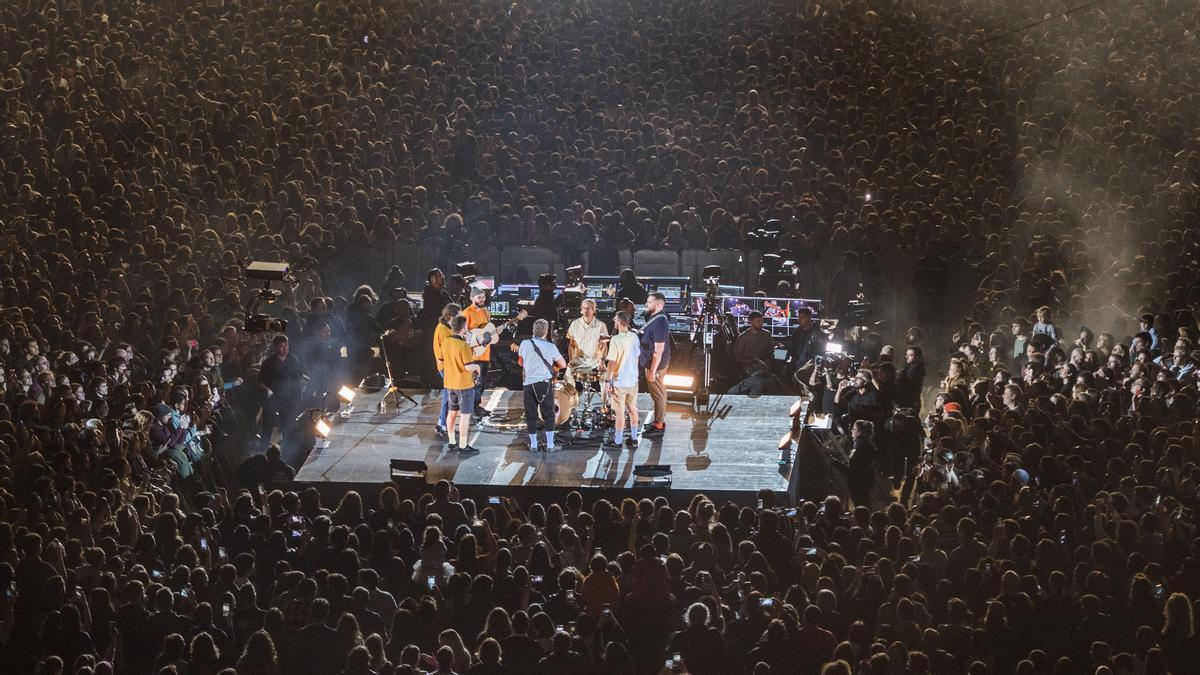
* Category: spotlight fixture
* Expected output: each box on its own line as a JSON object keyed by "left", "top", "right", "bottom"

{"left": 337, "top": 386, "right": 356, "bottom": 403}
{"left": 314, "top": 418, "right": 332, "bottom": 438}
{"left": 662, "top": 373, "right": 696, "bottom": 390}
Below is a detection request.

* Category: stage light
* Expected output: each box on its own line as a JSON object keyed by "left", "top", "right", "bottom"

{"left": 864, "top": 192, "right": 872, "bottom": 202}
{"left": 338, "top": 386, "right": 356, "bottom": 403}
{"left": 789, "top": 399, "right": 803, "bottom": 417}
{"left": 315, "top": 418, "right": 332, "bottom": 438}
{"left": 779, "top": 431, "right": 795, "bottom": 450}
{"left": 662, "top": 373, "right": 696, "bottom": 390}
{"left": 825, "top": 342, "right": 844, "bottom": 354}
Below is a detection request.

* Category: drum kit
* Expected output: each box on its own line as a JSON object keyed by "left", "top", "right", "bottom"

{"left": 550, "top": 359, "right": 615, "bottom": 435}
{"left": 480, "top": 358, "right": 616, "bottom": 440}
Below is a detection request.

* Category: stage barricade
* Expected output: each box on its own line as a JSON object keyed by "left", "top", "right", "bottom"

{"left": 633, "top": 249, "right": 681, "bottom": 276}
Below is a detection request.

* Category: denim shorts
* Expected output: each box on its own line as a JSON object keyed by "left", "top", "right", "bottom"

{"left": 447, "top": 387, "right": 477, "bottom": 412}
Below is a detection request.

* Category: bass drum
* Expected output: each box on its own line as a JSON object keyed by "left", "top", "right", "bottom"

{"left": 538, "top": 382, "right": 578, "bottom": 427}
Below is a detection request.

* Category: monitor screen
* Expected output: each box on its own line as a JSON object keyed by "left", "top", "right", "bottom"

{"left": 644, "top": 278, "right": 690, "bottom": 313}
{"left": 718, "top": 296, "right": 822, "bottom": 338}
{"left": 494, "top": 284, "right": 539, "bottom": 301}
{"left": 489, "top": 300, "right": 511, "bottom": 316}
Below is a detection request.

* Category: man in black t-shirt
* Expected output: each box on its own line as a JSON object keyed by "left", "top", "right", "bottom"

{"left": 257, "top": 335, "right": 304, "bottom": 451}
{"left": 640, "top": 292, "right": 671, "bottom": 436}
{"left": 835, "top": 369, "right": 885, "bottom": 433}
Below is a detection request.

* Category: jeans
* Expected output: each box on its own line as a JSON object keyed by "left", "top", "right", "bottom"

{"left": 437, "top": 371, "right": 449, "bottom": 427}
{"left": 523, "top": 381, "right": 555, "bottom": 435}
{"left": 473, "top": 360, "right": 489, "bottom": 410}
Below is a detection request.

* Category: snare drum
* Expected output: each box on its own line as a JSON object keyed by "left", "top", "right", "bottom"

{"left": 537, "top": 382, "right": 579, "bottom": 427}
{"left": 568, "top": 360, "right": 603, "bottom": 389}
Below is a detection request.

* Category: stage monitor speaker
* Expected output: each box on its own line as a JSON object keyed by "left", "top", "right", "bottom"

{"left": 787, "top": 427, "right": 848, "bottom": 505}
{"left": 633, "top": 463, "right": 673, "bottom": 487}
{"left": 390, "top": 459, "right": 428, "bottom": 483}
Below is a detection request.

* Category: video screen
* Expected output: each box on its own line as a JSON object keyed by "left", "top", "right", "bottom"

{"left": 581, "top": 276, "right": 689, "bottom": 313}
{"left": 494, "top": 284, "right": 539, "bottom": 302}
{"left": 716, "top": 296, "right": 822, "bottom": 338}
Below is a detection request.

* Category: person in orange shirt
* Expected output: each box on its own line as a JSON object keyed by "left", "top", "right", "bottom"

{"left": 462, "top": 288, "right": 492, "bottom": 418}
{"left": 442, "top": 315, "right": 481, "bottom": 452}
{"left": 431, "top": 303, "right": 461, "bottom": 437}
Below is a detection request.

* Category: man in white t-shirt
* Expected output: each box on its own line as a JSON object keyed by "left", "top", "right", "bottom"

{"left": 605, "top": 310, "right": 641, "bottom": 449}
{"left": 567, "top": 298, "right": 609, "bottom": 370}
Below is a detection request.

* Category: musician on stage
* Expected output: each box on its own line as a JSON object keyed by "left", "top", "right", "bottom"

{"left": 463, "top": 288, "right": 492, "bottom": 419}
{"left": 431, "top": 302, "right": 461, "bottom": 437}
{"left": 640, "top": 292, "right": 671, "bottom": 437}
{"left": 518, "top": 319, "right": 567, "bottom": 452}
{"left": 567, "top": 298, "right": 609, "bottom": 371}
{"left": 442, "top": 315, "right": 481, "bottom": 452}
{"left": 605, "top": 310, "right": 641, "bottom": 449}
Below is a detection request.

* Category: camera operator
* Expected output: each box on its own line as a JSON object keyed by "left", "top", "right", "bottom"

{"left": 804, "top": 354, "right": 847, "bottom": 415}
{"left": 835, "top": 369, "right": 886, "bottom": 434}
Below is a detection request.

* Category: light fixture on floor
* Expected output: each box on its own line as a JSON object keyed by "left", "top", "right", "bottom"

{"left": 337, "top": 385, "right": 356, "bottom": 418}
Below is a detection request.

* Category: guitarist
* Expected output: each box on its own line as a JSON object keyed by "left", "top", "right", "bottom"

{"left": 462, "top": 288, "right": 493, "bottom": 419}
{"left": 518, "top": 318, "right": 567, "bottom": 451}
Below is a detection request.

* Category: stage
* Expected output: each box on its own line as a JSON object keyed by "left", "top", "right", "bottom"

{"left": 293, "top": 386, "right": 804, "bottom": 503}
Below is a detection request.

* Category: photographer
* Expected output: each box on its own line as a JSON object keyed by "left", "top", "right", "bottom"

{"left": 834, "top": 370, "right": 886, "bottom": 434}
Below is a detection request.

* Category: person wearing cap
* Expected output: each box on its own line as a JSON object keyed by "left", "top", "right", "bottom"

{"left": 835, "top": 369, "right": 885, "bottom": 433}
{"left": 733, "top": 310, "right": 774, "bottom": 376}
{"left": 462, "top": 287, "right": 493, "bottom": 418}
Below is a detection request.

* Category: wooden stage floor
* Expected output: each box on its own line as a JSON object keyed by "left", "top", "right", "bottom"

{"left": 295, "top": 387, "right": 797, "bottom": 500}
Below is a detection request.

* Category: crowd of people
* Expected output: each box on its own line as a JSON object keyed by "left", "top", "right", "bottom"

{"left": 1, "top": 0, "right": 1199, "bottom": 672}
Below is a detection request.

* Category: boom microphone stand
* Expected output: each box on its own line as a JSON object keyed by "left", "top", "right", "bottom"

{"left": 379, "top": 330, "right": 419, "bottom": 408}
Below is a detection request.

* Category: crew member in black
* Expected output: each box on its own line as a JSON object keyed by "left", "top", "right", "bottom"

{"left": 786, "top": 307, "right": 827, "bottom": 377}
{"left": 422, "top": 269, "right": 452, "bottom": 319}
{"left": 257, "top": 335, "right": 304, "bottom": 452}
{"left": 615, "top": 268, "right": 648, "bottom": 304}
{"left": 531, "top": 273, "right": 561, "bottom": 326}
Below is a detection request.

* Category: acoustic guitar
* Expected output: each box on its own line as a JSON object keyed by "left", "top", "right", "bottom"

{"left": 467, "top": 309, "right": 529, "bottom": 358}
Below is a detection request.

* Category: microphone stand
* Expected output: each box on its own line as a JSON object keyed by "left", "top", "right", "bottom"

{"left": 379, "top": 330, "right": 419, "bottom": 407}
